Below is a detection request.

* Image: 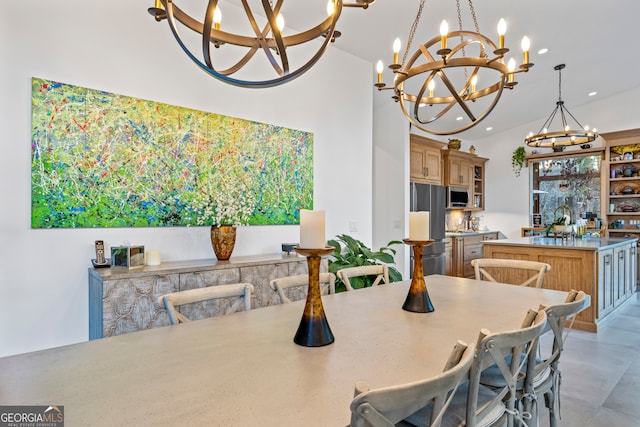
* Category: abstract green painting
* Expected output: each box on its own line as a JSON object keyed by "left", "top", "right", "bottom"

{"left": 31, "top": 77, "right": 313, "bottom": 228}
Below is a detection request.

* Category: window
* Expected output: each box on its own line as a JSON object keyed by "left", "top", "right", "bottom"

{"left": 531, "top": 154, "right": 601, "bottom": 226}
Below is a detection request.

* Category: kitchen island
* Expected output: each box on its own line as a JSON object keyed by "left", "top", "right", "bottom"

{"left": 483, "top": 236, "right": 637, "bottom": 332}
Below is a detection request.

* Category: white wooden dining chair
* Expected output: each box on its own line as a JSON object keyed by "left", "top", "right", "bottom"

{"left": 349, "top": 340, "right": 476, "bottom": 427}
{"left": 472, "top": 258, "right": 552, "bottom": 288}
{"left": 157, "top": 283, "right": 254, "bottom": 325}
{"left": 478, "top": 290, "right": 587, "bottom": 427}
{"left": 269, "top": 273, "right": 336, "bottom": 304}
{"left": 524, "top": 290, "right": 588, "bottom": 426}
{"left": 405, "top": 308, "right": 548, "bottom": 427}
{"left": 337, "top": 265, "right": 389, "bottom": 291}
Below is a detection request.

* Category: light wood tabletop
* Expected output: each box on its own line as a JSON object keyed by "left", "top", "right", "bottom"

{"left": 0, "top": 275, "right": 571, "bottom": 426}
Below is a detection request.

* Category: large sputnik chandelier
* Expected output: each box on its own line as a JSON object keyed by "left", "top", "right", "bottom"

{"left": 148, "top": 0, "right": 374, "bottom": 88}
{"left": 375, "top": 0, "right": 533, "bottom": 135}
{"left": 525, "top": 64, "right": 598, "bottom": 149}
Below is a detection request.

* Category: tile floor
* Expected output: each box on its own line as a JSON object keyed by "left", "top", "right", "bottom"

{"left": 536, "top": 292, "right": 640, "bottom": 427}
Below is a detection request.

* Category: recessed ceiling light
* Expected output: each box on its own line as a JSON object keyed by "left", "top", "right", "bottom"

{"left": 486, "top": 127, "right": 493, "bottom": 131}
{"left": 456, "top": 116, "right": 463, "bottom": 121}
{"left": 588, "top": 91, "right": 597, "bottom": 97}
{"left": 537, "top": 48, "right": 548, "bottom": 55}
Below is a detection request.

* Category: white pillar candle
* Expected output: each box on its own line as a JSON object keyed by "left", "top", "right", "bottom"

{"left": 409, "top": 211, "right": 430, "bottom": 240}
{"left": 300, "top": 209, "right": 326, "bottom": 248}
{"left": 146, "top": 250, "right": 161, "bottom": 266}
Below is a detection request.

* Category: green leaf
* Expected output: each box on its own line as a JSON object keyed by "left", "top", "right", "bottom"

{"left": 328, "top": 234, "right": 403, "bottom": 292}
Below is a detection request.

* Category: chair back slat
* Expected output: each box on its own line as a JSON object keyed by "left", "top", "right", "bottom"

{"left": 468, "top": 309, "right": 547, "bottom": 427}
{"left": 472, "top": 258, "right": 552, "bottom": 288}
{"left": 158, "top": 283, "right": 254, "bottom": 325}
{"left": 337, "top": 265, "right": 389, "bottom": 291}
{"left": 350, "top": 341, "right": 475, "bottom": 427}
{"left": 269, "top": 273, "right": 335, "bottom": 303}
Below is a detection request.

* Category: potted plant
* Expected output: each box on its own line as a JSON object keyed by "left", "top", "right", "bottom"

{"left": 545, "top": 205, "right": 575, "bottom": 236}
{"left": 327, "top": 234, "right": 402, "bottom": 292}
{"left": 191, "top": 176, "right": 257, "bottom": 260}
{"left": 511, "top": 146, "right": 527, "bottom": 176}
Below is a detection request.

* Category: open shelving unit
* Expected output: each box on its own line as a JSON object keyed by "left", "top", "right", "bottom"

{"left": 603, "top": 128, "right": 640, "bottom": 237}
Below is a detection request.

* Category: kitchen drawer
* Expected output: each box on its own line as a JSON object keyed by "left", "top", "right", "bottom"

{"left": 482, "top": 233, "right": 498, "bottom": 241}
{"left": 463, "top": 244, "right": 483, "bottom": 277}
{"left": 463, "top": 235, "right": 484, "bottom": 245}
{"left": 464, "top": 244, "right": 483, "bottom": 260}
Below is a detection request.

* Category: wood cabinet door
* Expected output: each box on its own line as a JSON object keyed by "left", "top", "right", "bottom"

{"left": 410, "top": 143, "right": 427, "bottom": 181}
{"left": 597, "top": 249, "right": 614, "bottom": 318}
{"left": 613, "top": 245, "right": 628, "bottom": 306}
{"left": 630, "top": 244, "right": 638, "bottom": 295}
{"left": 448, "top": 158, "right": 472, "bottom": 187}
{"left": 410, "top": 142, "right": 442, "bottom": 184}
{"left": 445, "top": 239, "right": 453, "bottom": 275}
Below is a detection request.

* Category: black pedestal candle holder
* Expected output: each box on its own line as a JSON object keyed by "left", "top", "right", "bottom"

{"left": 402, "top": 239, "right": 435, "bottom": 313}
{"left": 293, "top": 247, "right": 335, "bottom": 347}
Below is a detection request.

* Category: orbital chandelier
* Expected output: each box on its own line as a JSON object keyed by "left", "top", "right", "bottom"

{"left": 375, "top": 0, "right": 534, "bottom": 135}
{"left": 525, "top": 64, "right": 598, "bottom": 149}
{"left": 148, "top": 0, "right": 374, "bottom": 88}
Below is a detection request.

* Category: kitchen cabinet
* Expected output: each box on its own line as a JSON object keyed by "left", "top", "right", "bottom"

{"left": 444, "top": 237, "right": 453, "bottom": 275}
{"left": 449, "top": 232, "right": 499, "bottom": 278}
{"left": 410, "top": 134, "right": 445, "bottom": 185}
{"left": 597, "top": 248, "right": 614, "bottom": 318}
{"left": 603, "top": 128, "right": 640, "bottom": 242}
{"left": 471, "top": 159, "right": 487, "bottom": 210}
{"left": 444, "top": 150, "right": 473, "bottom": 187}
{"left": 443, "top": 149, "right": 488, "bottom": 211}
{"left": 483, "top": 237, "right": 637, "bottom": 332}
{"left": 598, "top": 243, "right": 634, "bottom": 319}
{"left": 88, "top": 254, "right": 320, "bottom": 339}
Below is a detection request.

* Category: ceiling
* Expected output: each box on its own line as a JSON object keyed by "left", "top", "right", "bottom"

{"left": 329, "top": 0, "right": 640, "bottom": 141}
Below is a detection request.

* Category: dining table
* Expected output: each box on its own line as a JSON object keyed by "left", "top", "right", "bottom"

{"left": 0, "top": 275, "right": 574, "bottom": 426}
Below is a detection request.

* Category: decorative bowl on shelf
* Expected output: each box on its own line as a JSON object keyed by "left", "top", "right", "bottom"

{"left": 621, "top": 187, "right": 635, "bottom": 195}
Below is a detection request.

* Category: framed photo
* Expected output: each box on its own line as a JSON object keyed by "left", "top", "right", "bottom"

{"left": 532, "top": 214, "right": 542, "bottom": 227}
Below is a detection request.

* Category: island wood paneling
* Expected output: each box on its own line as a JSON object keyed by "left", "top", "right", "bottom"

{"left": 482, "top": 245, "right": 596, "bottom": 331}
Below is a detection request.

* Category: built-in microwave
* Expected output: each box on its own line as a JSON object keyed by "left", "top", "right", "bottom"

{"left": 447, "top": 186, "right": 469, "bottom": 209}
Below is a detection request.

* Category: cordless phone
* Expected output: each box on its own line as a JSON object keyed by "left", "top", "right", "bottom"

{"left": 95, "top": 240, "right": 105, "bottom": 264}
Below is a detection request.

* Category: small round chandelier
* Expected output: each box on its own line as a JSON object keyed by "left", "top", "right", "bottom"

{"left": 375, "top": 0, "right": 534, "bottom": 136}
{"left": 148, "top": 0, "right": 374, "bottom": 88}
{"left": 525, "top": 64, "right": 598, "bottom": 149}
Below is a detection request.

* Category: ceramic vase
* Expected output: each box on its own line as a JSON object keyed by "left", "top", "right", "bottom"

{"left": 210, "top": 225, "right": 236, "bottom": 260}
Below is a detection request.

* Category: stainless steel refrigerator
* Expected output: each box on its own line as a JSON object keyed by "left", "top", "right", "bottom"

{"left": 410, "top": 182, "right": 446, "bottom": 276}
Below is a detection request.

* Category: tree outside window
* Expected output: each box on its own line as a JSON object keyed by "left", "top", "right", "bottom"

{"left": 531, "top": 154, "right": 601, "bottom": 226}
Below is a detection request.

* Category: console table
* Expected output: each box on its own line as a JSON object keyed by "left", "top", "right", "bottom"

{"left": 88, "top": 253, "right": 321, "bottom": 339}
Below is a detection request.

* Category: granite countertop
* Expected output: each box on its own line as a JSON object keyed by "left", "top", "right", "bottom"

{"left": 483, "top": 236, "right": 638, "bottom": 250}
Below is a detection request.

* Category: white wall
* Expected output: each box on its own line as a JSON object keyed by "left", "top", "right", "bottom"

{"left": 475, "top": 87, "right": 640, "bottom": 239}
{"left": 372, "top": 102, "right": 410, "bottom": 276}
{"left": 0, "top": 1, "right": 373, "bottom": 356}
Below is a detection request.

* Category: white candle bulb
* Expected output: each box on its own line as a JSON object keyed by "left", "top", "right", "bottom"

{"left": 376, "top": 60, "right": 383, "bottom": 85}
{"left": 392, "top": 38, "right": 401, "bottom": 65}
{"left": 213, "top": 7, "right": 222, "bottom": 27}
{"left": 521, "top": 35, "right": 530, "bottom": 64}
{"left": 497, "top": 18, "right": 506, "bottom": 49}
{"left": 326, "top": 0, "right": 335, "bottom": 16}
{"left": 276, "top": 13, "right": 285, "bottom": 31}
{"left": 439, "top": 20, "right": 448, "bottom": 50}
